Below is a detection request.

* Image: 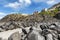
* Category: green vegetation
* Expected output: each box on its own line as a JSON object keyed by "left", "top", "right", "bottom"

{"left": 39, "top": 8, "right": 59, "bottom": 17}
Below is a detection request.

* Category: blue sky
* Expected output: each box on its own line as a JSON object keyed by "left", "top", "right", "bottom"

{"left": 0, "top": 0, "right": 60, "bottom": 19}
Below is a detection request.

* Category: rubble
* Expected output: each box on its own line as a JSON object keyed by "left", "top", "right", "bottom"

{"left": 0, "top": 22, "right": 60, "bottom": 40}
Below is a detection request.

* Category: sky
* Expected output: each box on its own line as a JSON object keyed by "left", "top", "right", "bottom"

{"left": 0, "top": 0, "right": 60, "bottom": 19}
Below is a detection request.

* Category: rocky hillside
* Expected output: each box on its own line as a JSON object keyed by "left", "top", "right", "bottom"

{"left": 0, "top": 12, "right": 43, "bottom": 22}
{"left": 0, "top": 14, "right": 28, "bottom": 22}
{"left": 0, "top": 12, "right": 59, "bottom": 22}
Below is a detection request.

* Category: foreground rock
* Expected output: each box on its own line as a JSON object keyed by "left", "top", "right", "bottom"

{"left": 0, "top": 22, "right": 60, "bottom": 40}
{"left": 0, "top": 28, "right": 22, "bottom": 40}
{"left": 23, "top": 22, "right": 60, "bottom": 40}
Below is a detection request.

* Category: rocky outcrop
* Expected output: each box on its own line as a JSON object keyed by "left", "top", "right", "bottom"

{"left": 8, "top": 32, "right": 21, "bottom": 40}
{"left": 0, "top": 28, "right": 22, "bottom": 40}
{"left": 0, "top": 13, "right": 43, "bottom": 23}
{"left": 19, "top": 22, "right": 60, "bottom": 40}
{"left": 0, "top": 22, "right": 60, "bottom": 40}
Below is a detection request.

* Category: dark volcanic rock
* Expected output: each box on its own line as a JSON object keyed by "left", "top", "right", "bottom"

{"left": 54, "top": 12, "right": 60, "bottom": 19}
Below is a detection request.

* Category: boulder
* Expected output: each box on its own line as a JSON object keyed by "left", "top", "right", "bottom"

{"left": 28, "top": 31, "right": 45, "bottom": 40}
{"left": 27, "top": 28, "right": 45, "bottom": 40}
{"left": 0, "top": 28, "right": 22, "bottom": 40}
{"left": 0, "top": 28, "right": 5, "bottom": 32}
{"left": 58, "top": 34, "right": 60, "bottom": 40}
{"left": 46, "top": 34, "right": 53, "bottom": 40}
{"left": 8, "top": 32, "right": 21, "bottom": 40}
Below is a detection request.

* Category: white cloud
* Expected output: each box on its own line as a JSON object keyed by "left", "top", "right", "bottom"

{"left": 4, "top": 0, "right": 31, "bottom": 9}
{"left": 46, "top": 0, "right": 55, "bottom": 4}
{"left": 5, "top": 2, "right": 20, "bottom": 9}
{"left": 19, "top": 0, "right": 24, "bottom": 3}
{"left": 19, "top": 0, "right": 31, "bottom": 4}
{"left": 0, "top": 12, "right": 7, "bottom": 19}
{"left": 24, "top": 0, "right": 31, "bottom": 4}
{"left": 32, "top": 0, "right": 58, "bottom": 5}
{"left": 0, "top": 12, "right": 6, "bottom": 15}
{"left": 19, "top": 0, "right": 31, "bottom": 7}
{"left": 32, "top": 0, "right": 49, "bottom": 3}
